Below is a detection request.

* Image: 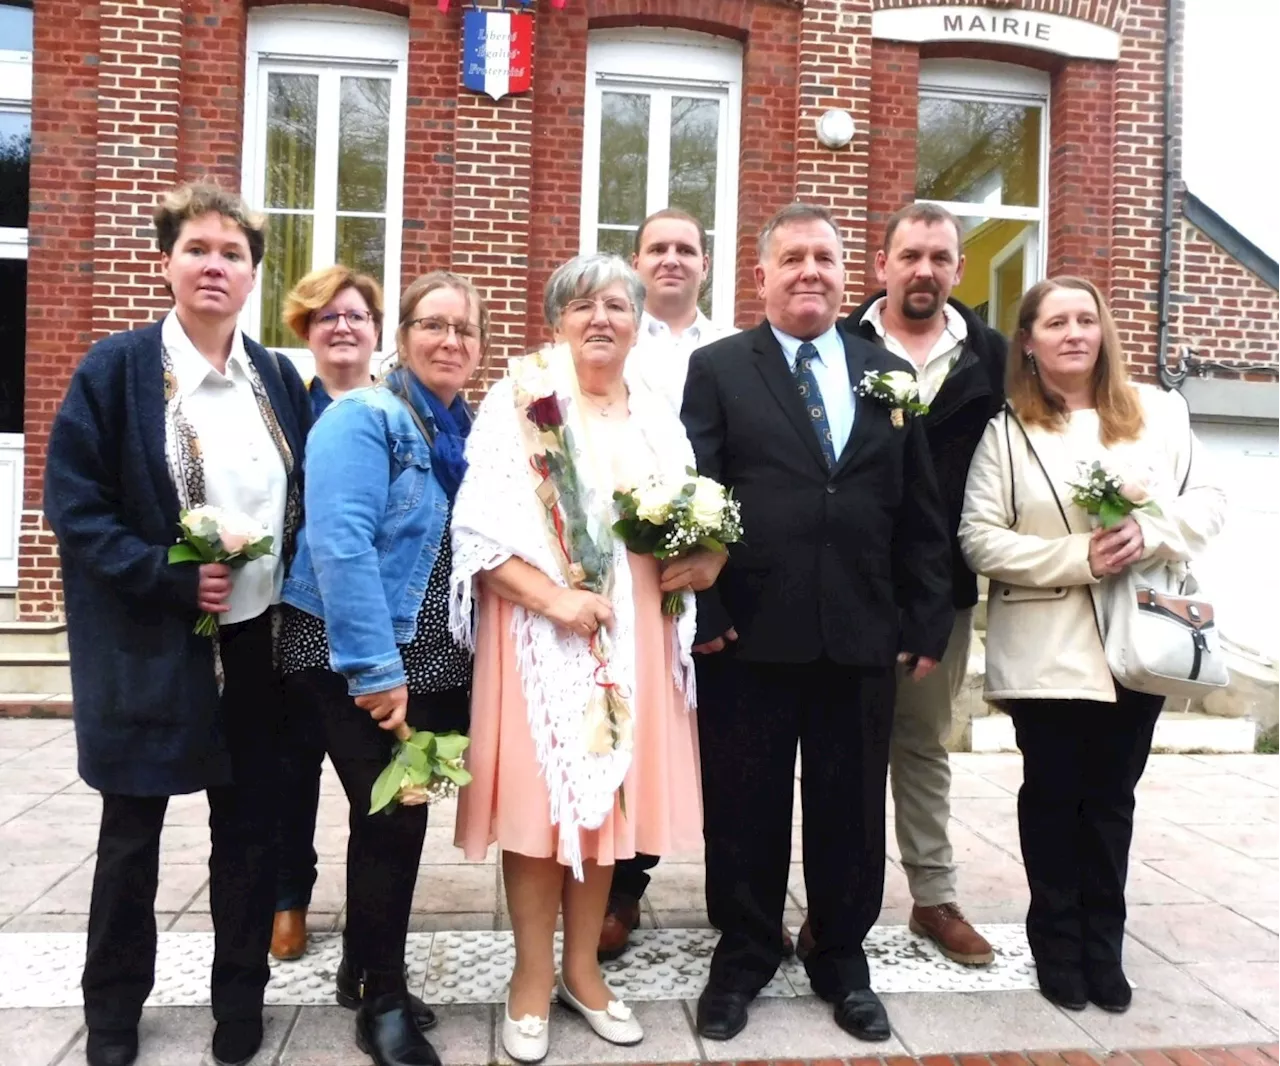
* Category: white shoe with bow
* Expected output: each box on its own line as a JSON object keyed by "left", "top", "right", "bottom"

{"left": 555, "top": 975, "right": 644, "bottom": 1045}
{"left": 502, "top": 994, "right": 549, "bottom": 1064}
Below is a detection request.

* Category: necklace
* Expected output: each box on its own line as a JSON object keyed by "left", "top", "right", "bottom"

{"left": 584, "top": 389, "right": 628, "bottom": 419}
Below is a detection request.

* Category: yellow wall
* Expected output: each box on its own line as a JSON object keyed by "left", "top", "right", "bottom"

{"left": 953, "top": 218, "right": 1032, "bottom": 334}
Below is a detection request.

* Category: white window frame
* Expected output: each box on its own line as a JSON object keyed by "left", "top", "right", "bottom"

{"left": 917, "top": 59, "right": 1049, "bottom": 283}
{"left": 241, "top": 6, "right": 408, "bottom": 369}
{"left": 580, "top": 30, "right": 742, "bottom": 327}
{"left": 0, "top": 20, "right": 31, "bottom": 262}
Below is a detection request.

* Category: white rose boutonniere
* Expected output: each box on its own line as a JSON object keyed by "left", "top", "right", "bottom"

{"left": 858, "top": 369, "right": 929, "bottom": 428}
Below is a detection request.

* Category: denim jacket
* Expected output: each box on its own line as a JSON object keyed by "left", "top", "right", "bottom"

{"left": 283, "top": 378, "right": 454, "bottom": 695}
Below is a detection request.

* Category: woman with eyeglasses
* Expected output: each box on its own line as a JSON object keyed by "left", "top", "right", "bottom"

{"left": 269, "top": 266, "right": 384, "bottom": 966}
{"left": 280, "top": 272, "right": 486, "bottom": 1066}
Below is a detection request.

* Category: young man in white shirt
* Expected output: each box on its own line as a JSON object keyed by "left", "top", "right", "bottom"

{"left": 836, "top": 202, "right": 1008, "bottom": 967}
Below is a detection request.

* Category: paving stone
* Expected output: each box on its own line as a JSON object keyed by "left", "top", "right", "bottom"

{"left": 3, "top": 913, "right": 91, "bottom": 932}
{"left": 1126, "top": 902, "right": 1280, "bottom": 963}
{"left": 0, "top": 1005, "right": 83, "bottom": 1066}
{"left": 1183, "top": 822, "right": 1280, "bottom": 860}
{"left": 1125, "top": 860, "right": 1214, "bottom": 905}
{"left": 279, "top": 1006, "right": 369, "bottom": 1066}
{"left": 413, "top": 864, "right": 497, "bottom": 913}
{"left": 421, "top": 825, "right": 495, "bottom": 864}
{"left": 885, "top": 989, "right": 1099, "bottom": 1054}
{"left": 0, "top": 766, "right": 81, "bottom": 795}
{"left": 0, "top": 820, "right": 97, "bottom": 866}
{"left": 428, "top": 1003, "right": 493, "bottom": 1066}
{"left": 0, "top": 793, "right": 44, "bottom": 825}
{"left": 690, "top": 994, "right": 908, "bottom": 1057}
{"left": 31, "top": 863, "right": 206, "bottom": 915}
{"left": 493, "top": 998, "right": 699, "bottom": 1065}
{"left": 1226, "top": 899, "right": 1280, "bottom": 934}
{"left": 645, "top": 863, "right": 710, "bottom": 911}
{"left": 1182, "top": 960, "right": 1280, "bottom": 1033}
{"left": 1145, "top": 857, "right": 1279, "bottom": 905}
{"left": 0, "top": 862, "right": 78, "bottom": 912}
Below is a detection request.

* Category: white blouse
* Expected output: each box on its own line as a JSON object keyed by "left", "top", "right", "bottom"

{"left": 162, "top": 311, "right": 288, "bottom": 625}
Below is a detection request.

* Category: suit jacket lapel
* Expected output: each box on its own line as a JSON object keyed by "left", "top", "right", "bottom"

{"left": 750, "top": 321, "right": 828, "bottom": 471}
{"left": 831, "top": 331, "right": 870, "bottom": 477}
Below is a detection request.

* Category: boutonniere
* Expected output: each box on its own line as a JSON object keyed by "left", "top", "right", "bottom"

{"left": 857, "top": 370, "right": 929, "bottom": 428}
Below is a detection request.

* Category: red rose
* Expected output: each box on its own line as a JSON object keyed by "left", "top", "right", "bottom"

{"left": 527, "top": 393, "right": 564, "bottom": 429}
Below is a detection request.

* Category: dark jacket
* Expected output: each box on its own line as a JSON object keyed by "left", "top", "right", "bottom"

{"left": 44, "top": 320, "right": 312, "bottom": 797}
{"left": 842, "top": 294, "right": 1006, "bottom": 610}
{"left": 681, "top": 320, "right": 954, "bottom": 666}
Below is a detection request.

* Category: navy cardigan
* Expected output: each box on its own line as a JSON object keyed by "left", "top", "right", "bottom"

{"left": 44, "top": 320, "right": 312, "bottom": 796}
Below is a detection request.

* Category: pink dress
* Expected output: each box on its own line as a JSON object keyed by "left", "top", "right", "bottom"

{"left": 454, "top": 417, "right": 703, "bottom": 865}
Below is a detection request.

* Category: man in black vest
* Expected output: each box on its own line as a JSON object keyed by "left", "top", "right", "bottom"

{"left": 840, "top": 201, "right": 1006, "bottom": 966}
{"left": 683, "top": 202, "right": 952, "bottom": 1043}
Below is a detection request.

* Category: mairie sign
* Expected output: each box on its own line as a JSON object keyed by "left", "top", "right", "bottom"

{"left": 462, "top": 9, "right": 533, "bottom": 101}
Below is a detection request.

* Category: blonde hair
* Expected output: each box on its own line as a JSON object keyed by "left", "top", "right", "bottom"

{"left": 1008, "top": 276, "right": 1144, "bottom": 446}
{"left": 154, "top": 182, "right": 267, "bottom": 266}
{"left": 283, "top": 265, "right": 384, "bottom": 341}
{"left": 396, "top": 271, "right": 491, "bottom": 365}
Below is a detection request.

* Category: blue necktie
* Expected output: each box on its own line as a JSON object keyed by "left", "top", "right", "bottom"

{"left": 793, "top": 342, "right": 837, "bottom": 468}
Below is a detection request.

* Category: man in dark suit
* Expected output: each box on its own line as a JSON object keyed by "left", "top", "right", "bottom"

{"left": 681, "top": 202, "right": 953, "bottom": 1042}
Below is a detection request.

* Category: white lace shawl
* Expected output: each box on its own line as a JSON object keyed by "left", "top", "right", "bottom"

{"left": 449, "top": 351, "right": 697, "bottom": 877}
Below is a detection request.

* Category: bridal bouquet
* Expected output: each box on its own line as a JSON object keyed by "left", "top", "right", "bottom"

{"left": 858, "top": 369, "right": 928, "bottom": 428}
{"left": 167, "top": 506, "right": 274, "bottom": 635}
{"left": 613, "top": 469, "right": 744, "bottom": 615}
{"left": 1067, "top": 461, "right": 1162, "bottom": 529}
{"left": 370, "top": 726, "right": 472, "bottom": 814}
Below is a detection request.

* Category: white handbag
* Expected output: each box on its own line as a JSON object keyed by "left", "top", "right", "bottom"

{"left": 1101, "top": 561, "right": 1229, "bottom": 700}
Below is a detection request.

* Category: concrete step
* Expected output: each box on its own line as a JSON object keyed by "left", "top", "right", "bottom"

{"left": 0, "top": 652, "right": 72, "bottom": 695}
{"left": 971, "top": 709, "right": 1257, "bottom": 754}
{"left": 0, "top": 621, "right": 68, "bottom": 655}
{"left": 0, "top": 591, "right": 14, "bottom": 623}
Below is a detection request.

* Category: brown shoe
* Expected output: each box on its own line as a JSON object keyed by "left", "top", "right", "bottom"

{"left": 270, "top": 908, "right": 308, "bottom": 961}
{"left": 598, "top": 896, "right": 641, "bottom": 961}
{"left": 909, "top": 903, "right": 994, "bottom": 966}
{"left": 795, "top": 919, "right": 815, "bottom": 963}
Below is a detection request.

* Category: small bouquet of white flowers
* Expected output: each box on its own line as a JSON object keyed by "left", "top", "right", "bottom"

{"left": 1067, "top": 461, "right": 1162, "bottom": 529}
{"left": 369, "top": 725, "right": 472, "bottom": 814}
{"left": 167, "top": 506, "right": 274, "bottom": 636}
{"left": 612, "top": 468, "right": 744, "bottom": 615}
{"left": 858, "top": 369, "right": 929, "bottom": 428}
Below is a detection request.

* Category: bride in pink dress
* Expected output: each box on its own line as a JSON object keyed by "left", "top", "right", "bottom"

{"left": 449, "top": 255, "right": 713, "bottom": 1062}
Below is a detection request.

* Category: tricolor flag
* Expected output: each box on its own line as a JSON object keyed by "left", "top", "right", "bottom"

{"left": 462, "top": 10, "right": 534, "bottom": 101}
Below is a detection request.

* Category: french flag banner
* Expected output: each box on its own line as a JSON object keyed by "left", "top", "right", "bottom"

{"left": 462, "top": 10, "right": 533, "bottom": 101}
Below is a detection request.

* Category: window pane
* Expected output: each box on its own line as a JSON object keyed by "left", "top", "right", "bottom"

{"left": 260, "top": 213, "right": 313, "bottom": 348}
{"left": 917, "top": 98, "right": 1040, "bottom": 208}
{"left": 596, "top": 227, "right": 635, "bottom": 260}
{"left": 0, "top": 3, "right": 33, "bottom": 52}
{"left": 698, "top": 233, "right": 714, "bottom": 320}
{"left": 950, "top": 218, "right": 1036, "bottom": 330}
{"left": 265, "top": 73, "right": 318, "bottom": 210}
{"left": 598, "top": 92, "right": 649, "bottom": 227}
{"left": 669, "top": 97, "right": 719, "bottom": 230}
{"left": 0, "top": 257, "right": 24, "bottom": 433}
{"left": 338, "top": 77, "right": 390, "bottom": 213}
{"left": 337, "top": 215, "right": 385, "bottom": 282}
{"left": 0, "top": 110, "right": 29, "bottom": 228}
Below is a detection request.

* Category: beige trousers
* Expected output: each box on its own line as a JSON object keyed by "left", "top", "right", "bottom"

{"left": 890, "top": 608, "right": 973, "bottom": 907}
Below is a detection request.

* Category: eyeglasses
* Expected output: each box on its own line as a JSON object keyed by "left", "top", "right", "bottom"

{"left": 408, "top": 317, "right": 481, "bottom": 342}
{"left": 563, "top": 297, "right": 634, "bottom": 319}
{"left": 314, "top": 309, "right": 372, "bottom": 329}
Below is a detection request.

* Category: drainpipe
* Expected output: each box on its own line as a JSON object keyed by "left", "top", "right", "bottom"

{"left": 1155, "top": 0, "right": 1183, "bottom": 390}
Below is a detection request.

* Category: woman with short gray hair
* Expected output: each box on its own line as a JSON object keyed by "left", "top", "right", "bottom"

{"left": 450, "top": 253, "right": 710, "bottom": 1061}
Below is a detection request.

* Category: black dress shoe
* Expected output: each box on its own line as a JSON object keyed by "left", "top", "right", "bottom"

{"left": 831, "top": 988, "right": 891, "bottom": 1042}
{"left": 695, "top": 987, "right": 752, "bottom": 1041}
{"left": 1036, "top": 967, "right": 1087, "bottom": 1011}
{"left": 337, "top": 957, "right": 438, "bottom": 1032}
{"left": 356, "top": 993, "right": 443, "bottom": 1066}
{"left": 1087, "top": 968, "right": 1132, "bottom": 1013}
{"left": 86, "top": 1029, "right": 138, "bottom": 1066}
{"left": 211, "top": 1017, "right": 264, "bottom": 1066}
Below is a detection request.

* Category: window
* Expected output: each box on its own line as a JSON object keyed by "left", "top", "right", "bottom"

{"left": 241, "top": 8, "right": 407, "bottom": 365}
{"left": 580, "top": 31, "right": 742, "bottom": 325}
{"left": 0, "top": 0, "right": 32, "bottom": 436}
{"left": 916, "top": 60, "right": 1048, "bottom": 335}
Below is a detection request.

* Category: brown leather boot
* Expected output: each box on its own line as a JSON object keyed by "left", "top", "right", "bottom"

{"left": 909, "top": 903, "right": 994, "bottom": 966}
{"left": 597, "top": 896, "right": 641, "bottom": 961}
{"left": 270, "top": 908, "right": 308, "bottom": 961}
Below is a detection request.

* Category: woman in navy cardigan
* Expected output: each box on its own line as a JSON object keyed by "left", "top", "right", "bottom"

{"left": 44, "top": 183, "right": 312, "bottom": 1066}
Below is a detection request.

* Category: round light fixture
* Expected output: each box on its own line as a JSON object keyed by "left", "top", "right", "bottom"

{"left": 816, "top": 108, "right": 855, "bottom": 150}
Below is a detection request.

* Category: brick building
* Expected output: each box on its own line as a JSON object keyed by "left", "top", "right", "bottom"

{"left": 3, "top": 0, "right": 1277, "bottom": 651}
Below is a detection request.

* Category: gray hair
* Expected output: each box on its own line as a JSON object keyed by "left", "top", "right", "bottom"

{"left": 543, "top": 253, "right": 646, "bottom": 328}
{"left": 757, "top": 202, "right": 844, "bottom": 261}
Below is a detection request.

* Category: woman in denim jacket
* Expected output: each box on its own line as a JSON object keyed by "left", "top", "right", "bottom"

{"left": 281, "top": 271, "right": 487, "bottom": 1066}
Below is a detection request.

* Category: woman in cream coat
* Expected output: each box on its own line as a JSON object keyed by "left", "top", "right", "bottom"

{"left": 959, "top": 276, "right": 1224, "bottom": 1016}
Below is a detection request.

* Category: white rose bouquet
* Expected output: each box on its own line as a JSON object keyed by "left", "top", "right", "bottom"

{"left": 167, "top": 506, "right": 274, "bottom": 635}
{"left": 612, "top": 469, "right": 744, "bottom": 614}
{"left": 858, "top": 369, "right": 929, "bottom": 427}
{"left": 1067, "top": 461, "right": 1161, "bottom": 529}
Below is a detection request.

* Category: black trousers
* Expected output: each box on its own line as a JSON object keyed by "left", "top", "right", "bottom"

{"left": 287, "top": 667, "right": 470, "bottom": 975}
{"left": 700, "top": 653, "right": 895, "bottom": 998}
{"left": 274, "top": 682, "right": 325, "bottom": 912}
{"left": 82, "top": 612, "right": 282, "bottom": 1030}
{"left": 1007, "top": 686, "right": 1162, "bottom": 976}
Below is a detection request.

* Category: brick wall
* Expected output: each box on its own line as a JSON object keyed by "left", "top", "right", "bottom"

{"left": 866, "top": 40, "right": 918, "bottom": 283}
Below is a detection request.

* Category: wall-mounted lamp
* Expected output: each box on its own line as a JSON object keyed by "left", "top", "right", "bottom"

{"left": 815, "top": 108, "right": 855, "bottom": 150}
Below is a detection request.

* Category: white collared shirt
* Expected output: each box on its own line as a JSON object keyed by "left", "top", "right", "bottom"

{"left": 770, "top": 321, "right": 855, "bottom": 459}
{"left": 861, "top": 297, "right": 968, "bottom": 406}
{"left": 162, "top": 311, "right": 287, "bottom": 625}
{"left": 630, "top": 309, "right": 735, "bottom": 415}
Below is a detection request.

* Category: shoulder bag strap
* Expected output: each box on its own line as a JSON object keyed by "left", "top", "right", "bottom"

{"left": 383, "top": 375, "right": 437, "bottom": 447}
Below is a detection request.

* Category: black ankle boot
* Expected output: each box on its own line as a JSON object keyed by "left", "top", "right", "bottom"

{"left": 336, "top": 956, "right": 438, "bottom": 1032}
{"left": 1036, "top": 966, "right": 1087, "bottom": 1011}
{"left": 355, "top": 992, "right": 443, "bottom": 1066}
{"left": 1087, "top": 967, "right": 1133, "bottom": 1012}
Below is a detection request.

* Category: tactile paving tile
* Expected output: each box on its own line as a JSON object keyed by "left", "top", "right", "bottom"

{"left": 0, "top": 924, "right": 1038, "bottom": 1008}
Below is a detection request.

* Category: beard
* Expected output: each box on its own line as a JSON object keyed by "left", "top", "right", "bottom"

{"left": 901, "top": 287, "right": 941, "bottom": 320}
